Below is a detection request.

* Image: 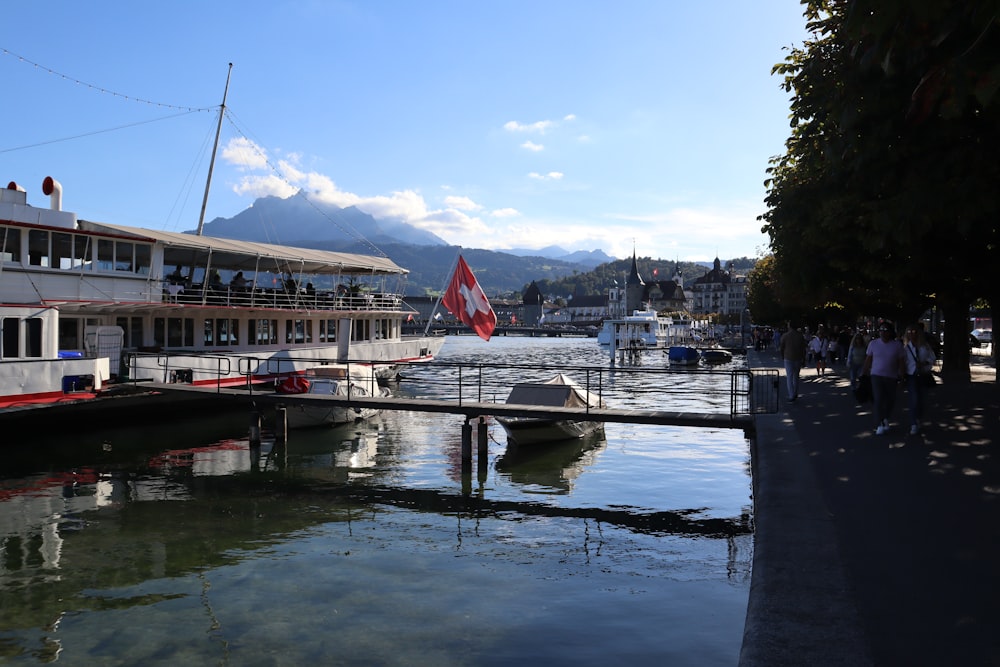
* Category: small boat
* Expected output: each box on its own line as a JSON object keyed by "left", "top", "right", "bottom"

{"left": 667, "top": 346, "right": 701, "bottom": 365}
{"left": 276, "top": 365, "right": 391, "bottom": 429}
{"left": 701, "top": 348, "right": 733, "bottom": 364}
{"left": 495, "top": 374, "right": 606, "bottom": 446}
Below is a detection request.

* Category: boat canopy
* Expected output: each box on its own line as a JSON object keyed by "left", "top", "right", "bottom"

{"left": 78, "top": 220, "right": 408, "bottom": 276}
{"left": 506, "top": 374, "right": 602, "bottom": 409}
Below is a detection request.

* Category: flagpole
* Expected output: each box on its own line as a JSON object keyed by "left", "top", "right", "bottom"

{"left": 423, "top": 249, "right": 463, "bottom": 336}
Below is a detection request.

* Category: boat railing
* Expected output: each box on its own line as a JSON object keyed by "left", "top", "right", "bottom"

{"left": 161, "top": 282, "right": 405, "bottom": 312}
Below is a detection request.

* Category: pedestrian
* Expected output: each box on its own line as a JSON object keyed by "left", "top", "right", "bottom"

{"left": 862, "top": 321, "right": 905, "bottom": 435}
{"left": 809, "top": 327, "right": 829, "bottom": 375}
{"left": 903, "top": 323, "right": 937, "bottom": 435}
{"left": 847, "top": 332, "right": 868, "bottom": 387}
{"left": 779, "top": 321, "right": 807, "bottom": 402}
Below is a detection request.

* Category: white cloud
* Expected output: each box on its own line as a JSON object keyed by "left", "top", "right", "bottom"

{"left": 219, "top": 135, "right": 762, "bottom": 264}
{"left": 443, "top": 195, "right": 481, "bottom": 211}
{"left": 504, "top": 119, "right": 554, "bottom": 133}
{"left": 563, "top": 114, "right": 576, "bottom": 121}
{"left": 521, "top": 140, "right": 544, "bottom": 152}
{"left": 222, "top": 137, "right": 269, "bottom": 170}
{"left": 491, "top": 208, "right": 520, "bottom": 218}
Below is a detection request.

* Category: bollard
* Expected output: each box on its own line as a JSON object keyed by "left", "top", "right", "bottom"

{"left": 249, "top": 410, "right": 262, "bottom": 447}
{"left": 461, "top": 420, "right": 472, "bottom": 463}
{"left": 275, "top": 406, "right": 288, "bottom": 445}
{"left": 477, "top": 417, "right": 488, "bottom": 482}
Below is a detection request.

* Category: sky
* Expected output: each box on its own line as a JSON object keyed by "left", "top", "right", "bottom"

{"left": 1, "top": 1, "right": 809, "bottom": 262}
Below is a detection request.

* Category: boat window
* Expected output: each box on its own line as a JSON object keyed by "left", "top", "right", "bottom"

{"left": 58, "top": 318, "right": 82, "bottom": 350}
{"left": 153, "top": 318, "right": 165, "bottom": 347}
{"left": 115, "top": 316, "right": 144, "bottom": 348}
{"left": 302, "top": 320, "right": 313, "bottom": 344}
{"left": 203, "top": 319, "right": 216, "bottom": 346}
{"left": 52, "top": 232, "right": 73, "bottom": 269}
{"left": 28, "top": 229, "right": 49, "bottom": 267}
{"left": 115, "top": 241, "right": 134, "bottom": 272}
{"left": 97, "top": 239, "right": 115, "bottom": 271}
{"left": 25, "top": 317, "right": 43, "bottom": 357}
{"left": 249, "top": 318, "right": 278, "bottom": 345}
{"left": 319, "top": 319, "right": 337, "bottom": 343}
{"left": 167, "top": 317, "right": 184, "bottom": 347}
{"left": 286, "top": 320, "right": 308, "bottom": 344}
{"left": 216, "top": 319, "right": 228, "bottom": 346}
{"left": 1, "top": 317, "right": 18, "bottom": 359}
{"left": 73, "top": 234, "right": 91, "bottom": 269}
{"left": 352, "top": 319, "right": 370, "bottom": 342}
{"left": 134, "top": 243, "right": 151, "bottom": 275}
{"left": 1, "top": 227, "right": 22, "bottom": 263}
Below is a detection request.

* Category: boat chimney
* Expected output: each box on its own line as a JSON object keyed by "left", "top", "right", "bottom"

{"left": 42, "top": 176, "right": 63, "bottom": 211}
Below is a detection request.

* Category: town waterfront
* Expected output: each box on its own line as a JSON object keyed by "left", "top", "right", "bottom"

{"left": 0, "top": 336, "right": 753, "bottom": 666}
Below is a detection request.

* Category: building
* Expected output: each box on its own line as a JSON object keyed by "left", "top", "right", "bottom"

{"left": 607, "top": 253, "right": 690, "bottom": 318}
{"left": 690, "top": 258, "right": 747, "bottom": 318}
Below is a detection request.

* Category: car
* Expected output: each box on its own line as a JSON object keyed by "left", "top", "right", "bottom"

{"left": 971, "top": 328, "right": 993, "bottom": 345}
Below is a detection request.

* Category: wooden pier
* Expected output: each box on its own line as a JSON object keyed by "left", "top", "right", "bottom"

{"left": 143, "top": 381, "right": 760, "bottom": 432}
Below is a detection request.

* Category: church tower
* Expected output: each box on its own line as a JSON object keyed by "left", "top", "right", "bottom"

{"left": 625, "top": 251, "right": 645, "bottom": 313}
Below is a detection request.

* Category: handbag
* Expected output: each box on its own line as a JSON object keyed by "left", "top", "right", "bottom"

{"left": 908, "top": 344, "right": 936, "bottom": 388}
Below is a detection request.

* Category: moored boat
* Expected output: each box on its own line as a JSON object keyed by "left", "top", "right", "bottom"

{"left": 596, "top": 308, "right": 673, "bottom": 350}
{"left": 0, "top": 178, "right": 444, "bottom": 421}
{"left": 276, "top": 365, "right": 391, "bottom": 429}
{"left": 700, "top": 348, "right": 733, "bottom": 364}
{"left": 495, "top": 373, "right": 606, "bottom": 446}
{"left": 667, "top": 345, "right": 701, "bottom": 365}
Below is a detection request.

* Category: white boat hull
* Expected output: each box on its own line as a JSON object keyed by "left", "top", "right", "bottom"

{"left": 496, "top": 416, "right": 604, "bottom": 446}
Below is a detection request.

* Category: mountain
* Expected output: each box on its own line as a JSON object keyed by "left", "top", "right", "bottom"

{"left": 198, "top": 194, "right": 447, "bottom": 247}
{"left": 499, "top": 246, "right": 615, "bottom": 268}
{"left": 194, "top": 194, "right": 603, "bottom": 296}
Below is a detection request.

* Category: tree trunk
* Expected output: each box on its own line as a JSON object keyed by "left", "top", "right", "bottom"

{"left": 940, "top": 297, "right": 972, "bottom": 383}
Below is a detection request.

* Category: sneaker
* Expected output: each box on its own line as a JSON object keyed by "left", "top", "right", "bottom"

{"left": 876, "top": 425, "right": 887, "bottom": 436}
{"left": 910, "top": 425, "right": 919, "bottom": 435}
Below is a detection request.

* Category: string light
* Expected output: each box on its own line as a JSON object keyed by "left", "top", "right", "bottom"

{"left": 2, "top": 47, "right": 213, "bottom": 112}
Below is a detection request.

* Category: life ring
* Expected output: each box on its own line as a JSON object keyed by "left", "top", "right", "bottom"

{"left": 277, "top": 376, "right": 310, "bottom": 394}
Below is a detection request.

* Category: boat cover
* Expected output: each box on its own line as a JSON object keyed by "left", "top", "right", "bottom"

{"left": 505, "top": 374, "right": 603, "bottom": 409}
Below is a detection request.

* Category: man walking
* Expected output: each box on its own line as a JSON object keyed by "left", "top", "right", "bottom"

{"left": 779, "top": 322, "right": 807, "bottom": 402}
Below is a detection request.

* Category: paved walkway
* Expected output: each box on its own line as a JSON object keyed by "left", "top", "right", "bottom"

{"left": 739, "top": 347, "right": 1000, "bottom": 666}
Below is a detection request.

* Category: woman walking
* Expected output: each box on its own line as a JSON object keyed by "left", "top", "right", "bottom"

{"left": 847, "top": 331, "right": 868, "bottom": 387}
{"left": 862, "top": 322, "right": 905, "bottom": 436}
{"left": 903, "top": 324, "right": 937, "bottom": 435}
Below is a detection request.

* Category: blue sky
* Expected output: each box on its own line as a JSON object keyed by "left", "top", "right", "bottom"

{"left": 1, "top": 1, "right": 808, "bottom": 262}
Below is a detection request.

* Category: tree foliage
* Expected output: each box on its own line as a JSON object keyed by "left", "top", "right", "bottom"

{"left": 761, "top": 0, "right": 1000, "bottom": 380}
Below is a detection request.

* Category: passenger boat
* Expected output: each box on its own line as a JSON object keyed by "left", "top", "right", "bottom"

{"left": 495, "top": 373, "right": 606, "bottom": 446}
{"left": 276, "top": 365, "right": 391, "bottom": 429}
{"left": 667, "top": 345, "right": 701, "bottom": 365}
{"left": 596, "top": 308, "right": 673, "bottom": 350}
{"left": 0, "top": 178, "right": 444, "bottom": 419}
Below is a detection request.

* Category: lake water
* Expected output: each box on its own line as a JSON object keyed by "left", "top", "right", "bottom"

{"left": 0, "top": 335, "right": 753, "bottom": 666}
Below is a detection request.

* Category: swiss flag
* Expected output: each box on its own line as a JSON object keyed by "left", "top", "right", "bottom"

{"left": 441, "top": 255, "right": 497, "bottom": 341}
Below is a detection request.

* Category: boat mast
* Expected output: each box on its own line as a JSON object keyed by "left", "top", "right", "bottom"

{"left": 196, "top": 63, "right": 233, "bottom": 236}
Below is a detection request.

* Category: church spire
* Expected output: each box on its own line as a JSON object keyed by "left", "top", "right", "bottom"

{"left": 627, "top": 250, "right": 645, "bottom": 286}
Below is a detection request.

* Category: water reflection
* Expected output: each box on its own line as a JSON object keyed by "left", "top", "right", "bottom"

{"left": 495, "top": 429, "right": 607, "bottom": 493}
{"left": 0, "top": 337, "right": 753, "bottom": 666}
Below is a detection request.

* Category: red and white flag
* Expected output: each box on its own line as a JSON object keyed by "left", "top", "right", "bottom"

{"left": 441, "top": 255, "right": 497, "bottom": 341}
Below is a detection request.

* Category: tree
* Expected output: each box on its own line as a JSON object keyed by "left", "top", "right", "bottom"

{"left": 761, "top": 0, "right": 1000, "bottom": 382}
